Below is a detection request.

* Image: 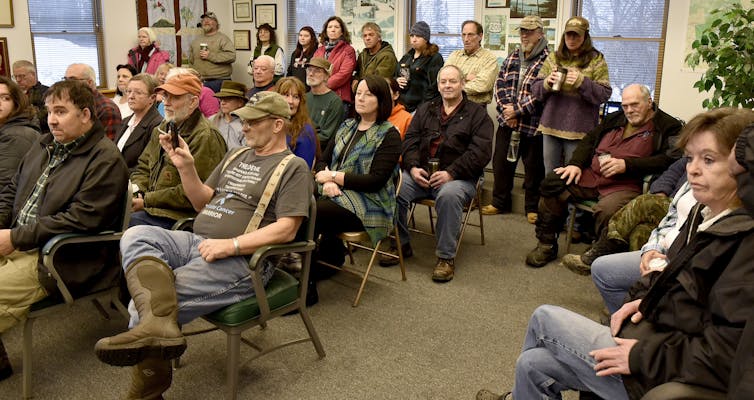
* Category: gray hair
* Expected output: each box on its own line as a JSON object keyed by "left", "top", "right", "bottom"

{"left": 437, "top": 64, "right": 466, "bottom": 84}
{"left": 254, "top": 55, "right": 275, "bottom": 70}
{"left": 12, "top": 60, "right": 37, "bottom": 75}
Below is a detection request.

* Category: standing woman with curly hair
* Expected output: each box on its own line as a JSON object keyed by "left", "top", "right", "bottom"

{"left": 313, "top": 16, "right": 357, "bottom": 116}
{"left": 275, "top": 77, "right": 320, "bottom": 168}
{"left": 532, "top": 16, "right": 612, "bottom": 173}
{"left": 248, "top": 23, "right": 286, "bottom": 83}
{"left": 287, "top": 26, "right": 318, "bottom": 90}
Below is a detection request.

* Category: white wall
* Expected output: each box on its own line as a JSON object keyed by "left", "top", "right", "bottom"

{"left": 0, "top": 0, "right": 709, "bottom": 121}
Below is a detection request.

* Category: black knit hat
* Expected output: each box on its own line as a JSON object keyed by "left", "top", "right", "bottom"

{"left": 410, "top": 21, "right": 431, "bottom": 43}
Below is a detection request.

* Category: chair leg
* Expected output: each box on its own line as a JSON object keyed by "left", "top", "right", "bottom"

{"left": 427, "top": 206, "right": 435, "bottom": 234}
{"left": 345, "top": 241, "right": 355, "bottom": 265}
{"left": 226, "top": 331, "right": 241, "bottom": 400}
{"left": 298, "top": 310, "right": 326, "bottom": 358}
{"left": 22, "top": 317, "right": 35, "bottom": 400}
{"left": 477, "top": 194, "right": 485, "bottom": 246}
{"left": 565, "top": 205, "right": 576, "bottom": 254}
{"left": 394, "top": 227, "right": 407, "bottom": 281}
{"left": 353, "top": 239, "right": 383, "bottom": 307}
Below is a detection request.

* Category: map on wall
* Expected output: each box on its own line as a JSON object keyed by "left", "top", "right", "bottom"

{"left": 338, "top": 0, "right": 397, "bottom": 54}
{"left": 683, "top": 0, "right": 753, "bottom": 70}
{"left": 483, "top": 11, "right": 508, "bottom": 52}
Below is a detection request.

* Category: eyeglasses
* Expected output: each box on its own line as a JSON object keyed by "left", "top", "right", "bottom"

{"left": 63, "top": 76, "right": 89, "bottom": 82}
{"left": 11, "top": 74, "right": 28, "bottom": 80}
{"left": 125, "top": 89, "right": 150, "bottom": 97}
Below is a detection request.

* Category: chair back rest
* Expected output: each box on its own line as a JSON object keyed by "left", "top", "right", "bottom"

{"left": 119, "top": 180, "right": 133, "bottom": 231}
{"left": 295, "top": 196, "right": 317, "bottom": 242}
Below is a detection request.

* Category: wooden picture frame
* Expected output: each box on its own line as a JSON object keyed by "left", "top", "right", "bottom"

{"left": 0, "top": 38, "right": 9, "bottom": 77}
{"left": 255, "top": 4, "right": 277, "bottom": 29}
{"left": 233, "top": 30, "right": 251, "bottom": 51}
{"left": 232, "top": 0, "right": 252, "bottom": 23}
{"left": 0, "top": 0, "right": 14, "bottom": 27}
{"left": 485, "top": 0, "right": 509, "bottom": 8}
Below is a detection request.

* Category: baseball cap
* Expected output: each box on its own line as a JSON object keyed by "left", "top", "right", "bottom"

{"left": 232, "top": 92, "right": 291, "bottom": 122}
{"left": 155, "top": 74, "right": 202, "bottom": 97}
{"left": 564, "top": 16, "right": 589, "bottom": 35}
{"left": 519, "top": 16, "right": 543, "bottom": 30}
{"left": 200, "top": 11, "right": 218, "bottom": 21}
{"left": 305, "top": 57, "right": 332, "bottom": 75}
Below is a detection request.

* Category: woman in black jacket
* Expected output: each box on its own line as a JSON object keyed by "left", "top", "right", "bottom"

{"left": 0, "top": 76, "right": 39, "bottom": 190}
{"left": 287, "top": 26, "right": 317, "bottom": 90}
{"left": 114, "top": 73, "right": 163, "bottom": 172}
{"left": 394, "top": 21, "right": 444, "bottom": 112}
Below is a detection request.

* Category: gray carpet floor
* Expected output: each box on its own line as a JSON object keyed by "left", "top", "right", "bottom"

{"left": 0, "top": 210, "right": 600, "bottom": 400}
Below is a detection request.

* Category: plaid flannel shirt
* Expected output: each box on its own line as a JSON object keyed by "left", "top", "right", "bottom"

{"left": 93, "top": 90, "right": 122, "bottom": 140}
{"left": 494, "top": 46, "right": 549, "bottom": 137}
{"left": 16, "top": 134, "right": 88, "bottom": 226}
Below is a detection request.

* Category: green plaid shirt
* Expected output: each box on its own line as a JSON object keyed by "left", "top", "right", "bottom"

{"left": 16, "top": 134, "right": 89, "bottom": 226}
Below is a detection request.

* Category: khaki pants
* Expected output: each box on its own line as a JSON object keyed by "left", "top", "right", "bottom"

{"left": 0, "top": 250, "right": 46, "bottom": 333}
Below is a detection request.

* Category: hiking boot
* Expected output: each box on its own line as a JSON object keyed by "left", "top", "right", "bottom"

{"left": 581, "top": 232, "right": 626, "bottom": 265}
{"left": 562, "top": 253, "right": 592, "bottom": 275}
{"left": 126, "top": 358, "right": 172, "bottom": 400}
{"left": 481, "top": 205, "right": 502, "bottom": 215}
{"left": 379, "top": 242, "right": 413, "bottom": 267}
{"left": 525, "top": 242, "right": 558, "bottom": 268}
{"left": 95, "top": 256, "right": 186, "bottom": 367}
{"left": 476, "top": 389, "right": 512, "bottom": 400}
{"left": 526, "top": 212, "right": 538, "bottom": 224}
{"left": 0, "top": 338, "right": 12, "bottom": 382}
{"left": 432, "top": 258, "right": 455, "bottom": 282}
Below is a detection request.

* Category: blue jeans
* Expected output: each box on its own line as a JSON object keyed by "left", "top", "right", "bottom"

{"left": 514, "top": 305, "right": 629, "bottom": 400}
{"left": 396, "top": 170, "right": 476, "bottom": 259}
{"left": 120, "top": 225, "right": 273, "bottom": 327}
{"left": 129, "top": 211, "right": 177, "bottom": 229}
{"left": 592, "top": 251, "right": 643, "bottom": 314}
{"left": 542, "top": 135, "right": 580, "bottom": 173}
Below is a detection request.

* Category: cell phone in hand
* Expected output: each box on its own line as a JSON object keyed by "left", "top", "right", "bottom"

{"left": 167, "top": 121, "right": 179, "bottom": 149}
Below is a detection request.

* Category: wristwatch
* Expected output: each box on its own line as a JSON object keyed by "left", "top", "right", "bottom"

{"left": 331, "top": 171, "right": 337, "bottom": 181}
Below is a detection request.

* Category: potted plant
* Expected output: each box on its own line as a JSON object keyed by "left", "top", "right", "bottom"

{"left": 685, "top": 3, "right": 754, "bottom": 109}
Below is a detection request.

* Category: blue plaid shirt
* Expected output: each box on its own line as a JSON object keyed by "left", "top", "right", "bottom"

{"left": 16, "top": 134, "right": 89, "bottom": 226}
{"left": 494, "top": 46, "right": 549, "bottom": 137}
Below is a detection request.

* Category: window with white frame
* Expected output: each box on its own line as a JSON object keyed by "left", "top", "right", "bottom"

{"left": 580, "top": 0, "right": 668, "bottom": 102}
{"left": 28, "top": 0, "right": 106, "bottom": 87}
{"left": 287, "top": 0, "right": 337, "bottom": 57}
{"left": 413, "top": 0, "right": 476, "bottom": 59}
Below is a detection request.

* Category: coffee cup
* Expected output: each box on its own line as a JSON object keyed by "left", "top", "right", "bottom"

{"left": 598, "top": 152, "right": 612, "bottom": 166}
{"left": 200, "top": 43, "right": 208, "bottom": 51}
{"left": 648, "top": 257, "right": 667, "bottom": 271}
{"left": 551, "top": 67, "right": 567, "bottom": 91}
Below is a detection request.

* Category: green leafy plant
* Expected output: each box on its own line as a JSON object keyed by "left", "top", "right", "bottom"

{"left": 685, "top": 4, "right": 754, "bottom": 109}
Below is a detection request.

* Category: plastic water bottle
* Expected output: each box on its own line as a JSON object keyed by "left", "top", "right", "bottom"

{"left": 507, "top": 130, "right": 521, "bottom": 162}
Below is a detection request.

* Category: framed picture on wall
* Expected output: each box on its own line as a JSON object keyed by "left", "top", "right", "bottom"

{"left": 485, "top": 0, "right": 509, "bottom": 8}
{"left": 232, "top": 0, "right": 252, "bottom": 23}
{"left": 0, "top": 0, "right": 13, "bottom": 27}
{"left": 255, "top": 4, "right": 277, "bottom": 29}
{"left": 0, "top": 38, "right": 9, "bottom": 77}
{"left": 233, "top": 30, "right": 251, "bottom": 51}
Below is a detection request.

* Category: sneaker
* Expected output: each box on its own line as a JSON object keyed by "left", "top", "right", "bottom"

{"left": 481, "top": 204, "right": 501, "bottom": 215}
{"left": 562, "top": 253, "right": 592, "bottom": 275}
{"left": 432, "top": 258, "right": 455, "bottom": 282}
{"left": 526, "top": 212, "right": 538, "bottom": 224}
{"left": 476, "top": 389, "right": 512, "bottom": 400}
{"left": 379, "top": 242, "right": 413, "bottom": 267}
{"left": 525, "top": 242, "right": 558, "bottom": 268}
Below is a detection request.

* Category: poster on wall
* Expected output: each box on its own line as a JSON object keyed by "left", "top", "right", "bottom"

{"left": 683, "top": 0, "right": 752, "bottom": 70}
{"left": 483, "top": 10, "right": 508, "bottom": 52}
{"left": 139, "top": 0, "right": 205, "bottom": 66}
{"left": 509, "top": 0, "right": 557, "bottom": 19}
{"left": 0, "top": 38, "right": 9, "bottom": 77}
{"left": 338, "top": 0, "right": 397, "bottom": 54}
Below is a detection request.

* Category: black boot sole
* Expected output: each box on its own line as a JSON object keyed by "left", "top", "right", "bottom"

{"left": 95, "top": 338, "right": 187, "bottom": 367}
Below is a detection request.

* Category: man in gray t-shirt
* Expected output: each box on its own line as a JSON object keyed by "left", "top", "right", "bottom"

{"left": 94, "top": 92, "right": 312, "bottom": 398}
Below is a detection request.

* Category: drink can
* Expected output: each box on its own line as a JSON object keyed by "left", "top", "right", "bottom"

{"left": 428, "top": 158, "right": 439, "bottom": 174}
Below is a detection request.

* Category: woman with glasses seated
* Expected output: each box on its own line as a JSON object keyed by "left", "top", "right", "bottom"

{"left": 114, "top": 73, "right": 163, "bottom": 172}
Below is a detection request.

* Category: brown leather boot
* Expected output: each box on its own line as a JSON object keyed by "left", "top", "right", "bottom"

{"left": 95, "top": 256, "right": 186, "bottom": 366}
{"left": 126, "top": 358, "right": 172, "bottom": 400}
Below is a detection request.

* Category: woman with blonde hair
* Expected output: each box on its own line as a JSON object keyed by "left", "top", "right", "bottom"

{"left": 275, "top": 77, "right": 319, "bottom": 168}
{"left": 127, "top": 27, "right": 171, "bottom": 74}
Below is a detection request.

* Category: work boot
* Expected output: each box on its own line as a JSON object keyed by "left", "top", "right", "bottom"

{"left": 432, "top": 258, "right": 455, "bottom": 282}
{"left": 526, "top": 212, "right": 538, "bottom": 224}
{"left": 581, "top": 231, "right": 626, "bottom": 265}
{"left": 525, "top": 242, "right": 558, "bottom": 268}
{"left": 127, "top": 358, "right": 172, "bottom": 400}
{"left": 481, "top": 205, "right": 501, "bottom": 215}
{"left": 0, "top": 338, "right": 12, "bottom": 382}
{"left": 562, "top": 253, "right": 592, "bottom": 275}
{"left": 95, "top": 256, "right": 186, "bottom": 366}
{"left": 379, "top": 242, "right": 412, "bottom": 267}
{"left": 476, "top": 389, "right": 512, "bottom": 400}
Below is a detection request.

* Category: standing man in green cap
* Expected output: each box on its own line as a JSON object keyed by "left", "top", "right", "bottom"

{"left": 94, "top": 91, "right": 314, "bottom": 398}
